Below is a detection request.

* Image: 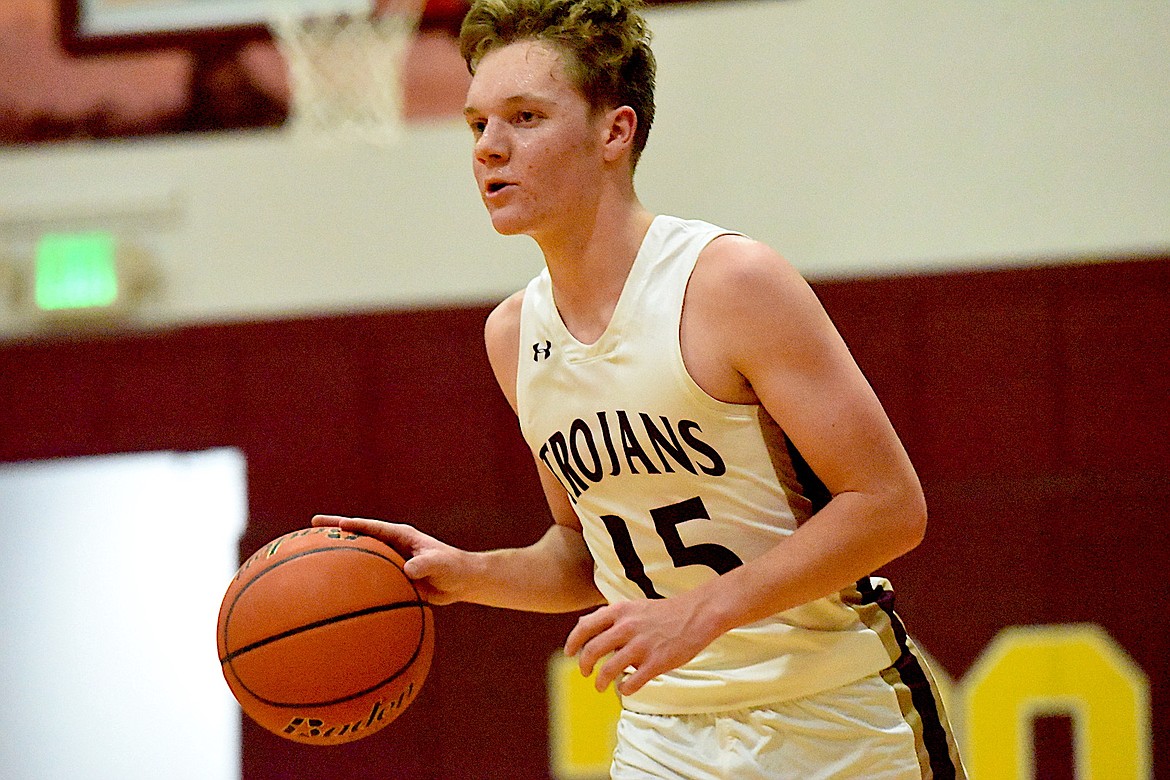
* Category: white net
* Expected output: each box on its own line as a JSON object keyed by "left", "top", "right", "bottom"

{"left": 270, "top": 1, "right": 422, "bottom": 146}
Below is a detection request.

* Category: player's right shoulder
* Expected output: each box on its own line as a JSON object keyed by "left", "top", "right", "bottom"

{"left": 484, "top": 289, "right": 525, "bottom": 411}
{"left": 485, "top": 289, "right": 524, "bottom": 350}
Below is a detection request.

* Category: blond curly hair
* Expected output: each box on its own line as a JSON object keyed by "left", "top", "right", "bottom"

{"left": 460, "top": 0, "right": 656, "bottom": 166}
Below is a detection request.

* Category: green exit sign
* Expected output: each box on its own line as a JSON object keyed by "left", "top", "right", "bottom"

{"left": 35, "top": 232, "right": 120, "bottom": 311}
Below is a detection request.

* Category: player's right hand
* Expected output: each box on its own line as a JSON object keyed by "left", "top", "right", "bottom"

{"left": 311, "top": 514, "right": 471, "bottom": 605}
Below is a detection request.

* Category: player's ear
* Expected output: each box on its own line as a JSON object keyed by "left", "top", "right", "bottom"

{"left": 600, "top": 105, "right": 638, "bottom": 163}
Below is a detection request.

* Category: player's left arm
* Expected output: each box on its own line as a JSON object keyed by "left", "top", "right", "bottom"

{"left": 698, "top": 235, "right": 929, "bottom": 619}
{"left": 567, "top": 236, "right": 927, "bottom": 694}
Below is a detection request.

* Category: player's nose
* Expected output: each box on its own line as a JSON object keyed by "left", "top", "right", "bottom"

{"left": 474, "top": 118, "right": 509, "bottom": 163}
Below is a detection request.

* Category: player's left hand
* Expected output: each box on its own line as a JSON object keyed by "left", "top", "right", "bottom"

{"left": 563, "top": 594, "right": 717, "bottom": 695}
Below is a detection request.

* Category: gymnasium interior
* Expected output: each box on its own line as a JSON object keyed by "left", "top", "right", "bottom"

{"left": 1, "top": 1, "right": 1166, "bottom": 778}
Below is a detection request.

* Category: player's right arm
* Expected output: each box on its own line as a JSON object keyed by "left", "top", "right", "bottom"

{"left": 314, "top": 501, "right": 599, "bottom": 613}
{"left": 477, "top": 290, "right": 604, "bottom": 612}
{"left": 313, "top": 292, "right": 603, "bottom": 614}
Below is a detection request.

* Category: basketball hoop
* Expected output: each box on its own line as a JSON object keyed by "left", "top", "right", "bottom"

{"left": 269, "top": 0, "right": 423, "bottom": 146}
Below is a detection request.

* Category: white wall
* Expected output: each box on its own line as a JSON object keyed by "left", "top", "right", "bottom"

{"left": 0, "top": 0, "right": 1167, "bottom": 338}
{"left": 0, "top": 449, "right": 246, "bottom": 780}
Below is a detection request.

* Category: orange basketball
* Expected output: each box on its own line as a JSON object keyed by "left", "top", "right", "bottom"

{"left": 217, "top": 527, "right": 434, "bottom": 745}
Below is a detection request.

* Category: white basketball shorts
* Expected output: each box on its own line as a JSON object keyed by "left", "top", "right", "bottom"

{"left": 610, "top": 671, "right": 958, "bottom": 780}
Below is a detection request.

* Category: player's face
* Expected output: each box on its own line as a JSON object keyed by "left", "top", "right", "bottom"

{"left": 464, "top": 40, "right": 607, "bottom": 239}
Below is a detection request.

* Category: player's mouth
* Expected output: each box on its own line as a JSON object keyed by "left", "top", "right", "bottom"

{"left": 484, "top": 180, "right": 515, "bottom": 197}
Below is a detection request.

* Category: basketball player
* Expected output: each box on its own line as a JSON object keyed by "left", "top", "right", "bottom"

{"left": 315, "top": 0, "right": 965, "bottom": 776}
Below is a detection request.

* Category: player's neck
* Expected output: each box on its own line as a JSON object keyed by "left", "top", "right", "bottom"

{"left": 537, "top": 196, "right": 655, "bottom": 346}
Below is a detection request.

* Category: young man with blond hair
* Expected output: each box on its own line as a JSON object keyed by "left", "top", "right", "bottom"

{"left": 318, "top": 0, "right": 965, "bottom": 776}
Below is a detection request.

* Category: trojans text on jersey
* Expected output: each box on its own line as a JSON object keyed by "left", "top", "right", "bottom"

{"left": 538, "top": 410, "right": 727, "bottom": 502}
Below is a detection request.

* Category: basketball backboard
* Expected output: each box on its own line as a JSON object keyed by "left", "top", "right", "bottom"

{"left": 57, "top": 0, "right": 701, "bottom": 55}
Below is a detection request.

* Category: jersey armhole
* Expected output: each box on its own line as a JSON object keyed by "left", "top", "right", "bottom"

{"left": 673, "top": 231, "right": 760, "bottom": 418}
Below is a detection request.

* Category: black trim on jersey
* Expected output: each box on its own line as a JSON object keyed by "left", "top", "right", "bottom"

{"left": 783, "top": 434, "right": 833, "bottom": 514}
{"left": 857, "top": 577, "right": 957, "bottom": 780}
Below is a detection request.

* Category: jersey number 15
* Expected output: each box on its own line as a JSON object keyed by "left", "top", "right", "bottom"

{"left": 600, "top": 496, "right": 743, "bottom": 599}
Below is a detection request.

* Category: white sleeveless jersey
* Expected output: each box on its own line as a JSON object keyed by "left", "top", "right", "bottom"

{"left": 517, "top": 215, "right": 903, "bottom": 714}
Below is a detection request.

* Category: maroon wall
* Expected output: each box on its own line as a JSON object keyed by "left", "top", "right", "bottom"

{"left": 1, "top": 257, "right": 1166, "bottom": 778}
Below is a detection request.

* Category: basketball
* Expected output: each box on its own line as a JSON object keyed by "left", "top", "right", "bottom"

{"left": 217, "top": 527, "right": 434, "bottom": 745}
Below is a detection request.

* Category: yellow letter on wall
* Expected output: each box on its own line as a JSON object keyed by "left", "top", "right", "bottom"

{"left": 963, "top": 624, "right": 1150, "bottom": 780}
{"left": 548, "top": 652, "right": 623, "bottom": 780}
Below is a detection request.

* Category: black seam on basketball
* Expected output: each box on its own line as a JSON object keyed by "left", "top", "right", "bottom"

{"left": 222, "top": 545, "right": 413, "bottom": 654}
{"left": 235, "top": 544, "right": 409, "bottom": 593}
{"left": 219, "top": 600, "right": 429, "bottom": 664}
{"left": 225, "top": 601, "right": 432, "bottom": 709}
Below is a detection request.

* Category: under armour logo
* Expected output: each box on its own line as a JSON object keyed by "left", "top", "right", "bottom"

{"left": 532, "top": 340, "right": 552, "bottom": 361}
